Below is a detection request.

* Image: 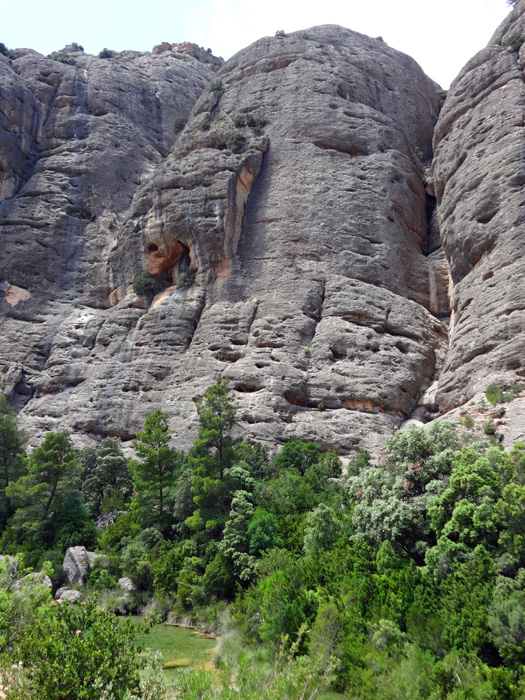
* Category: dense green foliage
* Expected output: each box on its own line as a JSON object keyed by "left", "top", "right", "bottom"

{"left": 132, "top": 271, "right": 159, "bottom": 298}
{"left": 2, "top": 379, "right": 525, "bottom": 698}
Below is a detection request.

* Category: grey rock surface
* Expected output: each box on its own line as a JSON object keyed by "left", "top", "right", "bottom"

{"left": 432, "top": 3, "right": 525, "bottom": 419}
{"left": 16, "top": 571, "right": 53, "bottom": 591}
{"left": 0, "top": 43, "right": 217, "bottom": 441}
{"left": 0, "top": 27, "right": 448, "bottom": 455}
{"left": 55, "top": 588, "right": 82, "bottom": 603}
{"left": 62, "top": 545, "right": 107, "bottom": 585}
{"left": 118, "top": 576, "right": 136, "bottom": 592}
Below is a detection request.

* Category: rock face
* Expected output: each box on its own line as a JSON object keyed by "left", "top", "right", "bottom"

{"left": 1, "top": 27, "right": 451, "bottom": 455}
{"left": 6, "top": 17, "right": 525, "bottom": 455}
{"left": 432, "top": 2, "right": 525, "bottom": 417}
{"left": 62, "top": 546, "right": 107, "bottom": 586}
{"left": 0, "top": 42, "right": 217, "bottom": 440}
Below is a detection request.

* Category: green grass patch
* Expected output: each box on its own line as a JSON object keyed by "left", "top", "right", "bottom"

{"left": 132, "top": 617, "right": 218, "bottom": 679}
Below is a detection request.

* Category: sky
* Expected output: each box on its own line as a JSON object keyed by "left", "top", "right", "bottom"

{"left": 0, "top": 0, "right": 513, "bottom": 88}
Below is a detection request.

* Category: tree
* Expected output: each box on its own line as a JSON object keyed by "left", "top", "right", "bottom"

{"left": 0, "top": 555, "right": 52, "bottom": 654}
{"left": 194, "top": 376, "right": 237, "bottom": 480}
{"left": 346, "top": 422, "right": 459, "bottom": 557}
{"left": 272, "top": 441, "right": 323, "bottom": 477}
{"left": 0, "top": 397, "right": 26, "bottom": 529}
{"left": 186, "top": 377, "right": 239, "bottom": 538}
{"left": 219, "top": 490, "right": 257, "bottom": 583}
{"left": 80, "top": 437, "right": 132, "bottom": 514}
{"left": 303, "top": 503, "right": 341, "bottom": 556}
{"left": 129, "top": 409, "right": 182, "bottom": 533}
{"left": 6, "top": 431, "right": 81, "bottom": 545}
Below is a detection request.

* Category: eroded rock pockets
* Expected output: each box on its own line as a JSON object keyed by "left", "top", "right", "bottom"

{"left": 0, "top": 43, "right": 217, "bottom": 420}
{"left": 433, "top": 2, "right": 525, "bottom": 413}
{"left": 2, "top": 28, "right": 451, "bottom": 455}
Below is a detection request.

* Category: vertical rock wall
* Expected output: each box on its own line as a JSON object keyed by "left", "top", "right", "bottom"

{"left": 0, "top": 27, "right": 449, "bottom": 454}
{"left": 433, "top": 2, "right": 525, "bottom": 415}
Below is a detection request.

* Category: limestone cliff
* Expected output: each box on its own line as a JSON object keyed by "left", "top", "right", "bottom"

{"left": 432, "top": 0, "right": 525, "bottom": 445}
{"left": 1, "top": 20, "right": 521, "bottom": 454}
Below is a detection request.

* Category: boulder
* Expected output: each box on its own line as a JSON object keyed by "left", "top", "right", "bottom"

{"left": 62, "top": 546, "right": 107, "bottom": 586}
{"left": 16, "top": 572, "right": 53, "bottom": 591}
{"left": 55, "top": 588, "right": 82, "bottom": 603}
{"left": 118, "top": 576, "right": 136, "bottom": 592}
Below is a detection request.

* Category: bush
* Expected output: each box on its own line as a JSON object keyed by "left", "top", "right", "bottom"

{"left": 226, "top": 133, "right": 247, "bottom": 154}
{"left": 463, "top": 415, "right": 474, "bottom": 429}
{"left": 486, "top": 384, "right": 504, "bottom": 404}
{"left": 53, "top": 53, "right": 77, "bottom": 66}
{"left": 0, "top": 43, "right": 12, "bottom": 59}
{"left": 174, "top": 116, "right": 187, "bottom": 133}
{"left": 275, "top": 30, "right": 288, "bottom": 38}
{"left": 177, "top": 268, "right": 195, "bottom": 289}
{"left": 11, "top": 598, "right": 150, "bottom": 699}
{"left": 200, "top": 118, "right": 210, "bottom": 131}
{"left": 233, "top": 115, "right": 246, "bottom": 127}
{"left": 502, "top": 32, "right": 525, "bottom": 51}
{"left": 483, "top": 420, "right": 497, "bottom": 436}
{"left": 98, "top": 48, "right": 114, "bottom": 59}
{"left": 486, "top": 383, "right": 522, "bottom": 404}
{"left": 210, "top": 79, "right": 224, "bottom": 91}
{"left": 132, "top": 271, "right": 159, "bottom": 297}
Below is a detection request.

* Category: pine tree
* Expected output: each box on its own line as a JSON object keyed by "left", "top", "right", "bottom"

{"left": 186, "top": 377, "right": 240, "bottom": 538}
{"left": 129, "top": 410, "right": 182, "bottom": 533}
{"left": 0, "top": 397, "right": 26, "bottom": 528}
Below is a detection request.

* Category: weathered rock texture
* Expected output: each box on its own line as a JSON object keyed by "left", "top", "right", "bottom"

{"left": 432, "top": 1, "right": 525, "bottom": 419}
{"left": 4, "top": 24, "right": 504, "bottom": 456}
{"left": 62, "top": 545, "right": 107, "bottom": 585}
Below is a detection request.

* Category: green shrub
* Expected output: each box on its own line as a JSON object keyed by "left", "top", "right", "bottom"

{"left": 0, "top": 43, "right": 12, "bottom": 59}
{"left": 252, "top": 123, "right": 263, "bottom": 136}
{"left": 317, "top": 401, "right": 326, "bottom": 412}
{"left": 177, "top": 268, "right": 195, "bottom": 289}
{"left": 226, "top": 133, "right": 247, "bottom": 154}
{"left": 132, "top": 271, "right": 159, "bottom": 297}
{"left": 437, "top": 89, "right": 447, "bottom": 111}
{"left": 10, "top": 598, "right": 150, "bottom": 699}
{"left": 210, "top": 79, "right": 224, "bottom": 92}
{"left": 275, "top": 30, "right": 288, "bottom": 38}
{"left": 233, "top": 116, "right": 246, "bottom": 127}
{"left": 200, "top": 118, "right": 210, "bottom": 131}
{"left": 502, "top": 32, "right": 524, "bottom": 51}
{"left": 174, "top": 116, "right": 187, "bottom": 133}
{"left": 463, "top": 416, "right": 474, "bottom": 429}
{"left": 486, "top": 384, "right": 504, "bottom": 404}
{"left": 70, "top": 209, "right": 95, "bottom": 221}
{"left": 245, "top": 113, "right": 257, "bottom": 127}
{"left": 98, "top": 48, "right": 114, "bottom": 59}
{"left": 54, "top": 53, "right": 77, "bottom": 66}
{"left": 482, "top": 420, "right": 497, "bottom": 436}
{"left": 503, "top": 383, "right": 523, "bottom": 402}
